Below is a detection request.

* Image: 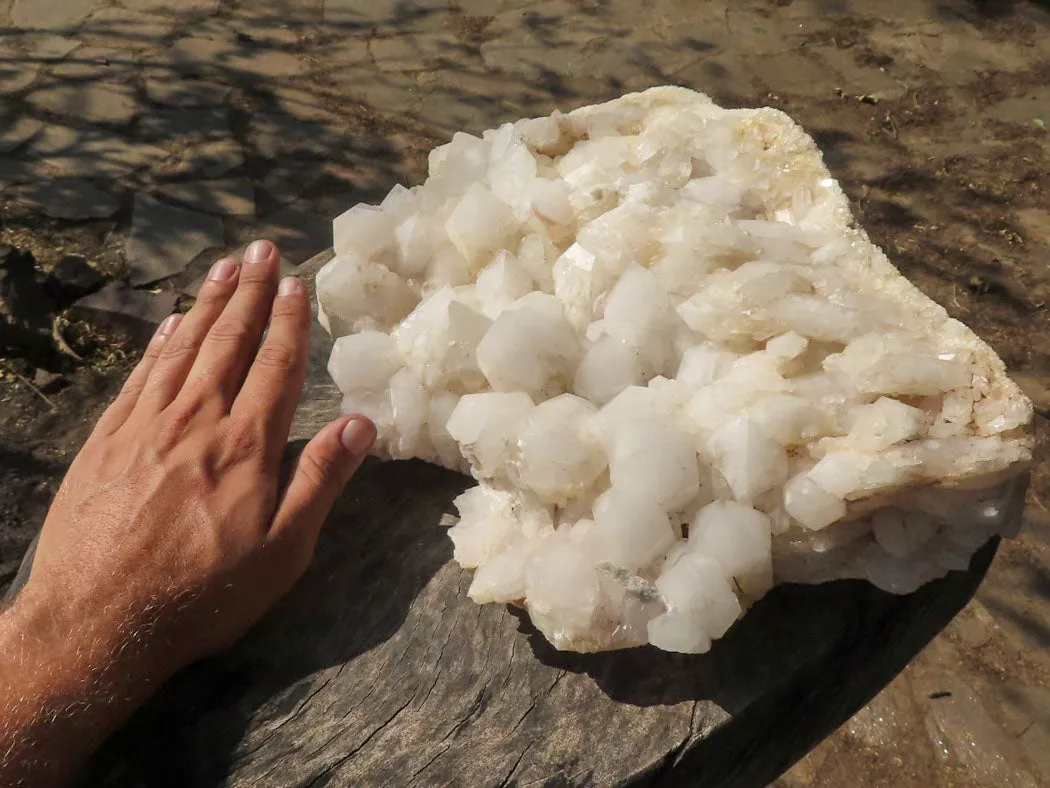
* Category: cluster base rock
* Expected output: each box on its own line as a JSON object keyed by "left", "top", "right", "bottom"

{"left": 316, "top": 87, "right": 1032, "bottom": 654}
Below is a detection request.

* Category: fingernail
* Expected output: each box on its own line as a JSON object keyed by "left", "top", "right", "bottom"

{"left": 208, "top": 258, "right": 239, "bottom": 281}
{"left": 158, "top": 313, "right": 182, "bottom": 336}
{"left": 278, "top": 276, "right": 300, "bottom": 296}
{"left": 245, "top": 239, "right": 275, "bottom": 265}
{"left": 340, "top": 418, "right": 376, "bottom": 457}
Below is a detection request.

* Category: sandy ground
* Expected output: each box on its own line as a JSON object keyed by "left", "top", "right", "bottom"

{"left": 2, "top": 1, "right": 1050, "bottom": 785}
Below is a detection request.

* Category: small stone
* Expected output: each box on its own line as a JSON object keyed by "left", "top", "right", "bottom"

{"left": 456, "top": 0, "right": 503, "bottom": 15}
{"left": 25, "top": 33, "right": 79, "bottom": 60}
{"left": 228, "top": 17, "right": 302, "bottom": 46}
{"left": 155, "top": 178, "right": 255, "bottom": 216}
{"left": 49, "top": 46, "right": 130, "bottom": 80}
{"left": 952, "top": 603, "right": 995, "bottom": 649}
{"left": 271, "top": 86, "right": 342, "bottom": 124}
{"left": 820, "top": 47, "right": 910, "bottom": 102}
{"left": 410, "top": 70, "right": 549, "bottom": 135}
{"left": 174, "top": 138, "right": 245, "bottom": 178}
{"left": 144, "top": 36, "right": 236, "bottom": 105}
{"left": 312, "top": 38, "right": 371, "bottom": 71}
{"left": 0, "top": 115, "right": 44, "bottom": 153}
{"left": 324, "top": 0, "right": 454, "bottom": 28}
{"left": 326, "top": 65, "right": 421, "bottom": 116}
{"left": 45, "top": 254, "right": 105, "bottom": 303}
{"left": 125, "top": 195, "right": 225, "bottom": 285}
{"left": 746, "top": 51, "right": 840, "bottom": 99}
{"left": 0, "top": 34, "right": 78, "bottom": 91}
{"left": 29, "top": 82, "right": 138, "bottom": 125}
{"left": 227, "top": 45, "right": 303, "bottom": 79}
{"left": 29, "top": 127, "right": 168, "bottom": 177}
{"left": 0, "top": 158, "right": 40, "bottom": 190}
{"left": 11, "top": 0, "right": 98, "bottom": 30}
{"left": 248, "top": 113, "right": 335, "bottom": 159}
{"left": 137, "top": 107, "right": 232, "bottom": 144}
{"left": 478, "top": 2, "right": 605, "bottom": 79}
{"left": 164, "top": 34, "right": 233, "bottom": 72}
{"left": 125, "top": 0, "right": 220, "bottom": 13}
{"left": 145, "top": 75, "right": 233, "bottom": 107}
{"left": 69, "top": 282, "right": 177, "bottom": 347}
{"left": 29, "top": 124, "right": 86, "bottom": 157}
{"left": 235, "top": 0, "right": 323, "bottom": 21}
{"left": 369, "top": 33, "right": 465, "bottom": 72}
{"left": 82, "top": 8, "right": 172, "bottom": 48}
{"left": 0, "top": 58, "right": 40, "bottom": 93}
{"left": 32, "top": 368, "right": 65, "bottom": 392}
{"left": 259, "top": 161, "right": 321, "bottom": 207}
{"left": 17, "top": 178, "right": 119, "bottom": 219}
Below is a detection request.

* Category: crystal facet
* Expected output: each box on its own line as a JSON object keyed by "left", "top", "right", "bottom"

{"left": 318, "top": 87, "right": 1033, "bottom": 654}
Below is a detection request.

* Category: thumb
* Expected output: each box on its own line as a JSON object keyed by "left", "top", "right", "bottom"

{"left": 270, "top": 415, "right": 376, "bottom": 566}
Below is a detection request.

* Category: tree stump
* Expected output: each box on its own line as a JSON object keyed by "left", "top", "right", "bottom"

{"left": 9, "top": 251, "right": 1017, "bottom": 787}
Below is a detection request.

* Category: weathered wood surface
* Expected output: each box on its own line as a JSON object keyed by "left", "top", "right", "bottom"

{"left": 9, "top": 251, "right": 1013, "bottom": 786}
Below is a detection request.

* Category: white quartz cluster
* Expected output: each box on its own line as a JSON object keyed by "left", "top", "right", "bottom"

{"left": 317, "top": 87, "right": 1033, "bottom": 653}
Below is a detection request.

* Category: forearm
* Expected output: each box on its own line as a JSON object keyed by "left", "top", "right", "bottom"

{"left": 0, "top": 585, "right": 168, "bottom": 786}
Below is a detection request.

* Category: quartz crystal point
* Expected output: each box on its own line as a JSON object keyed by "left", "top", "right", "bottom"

{"left": 318, "top": 86, "right": 1033, "bottom": 654}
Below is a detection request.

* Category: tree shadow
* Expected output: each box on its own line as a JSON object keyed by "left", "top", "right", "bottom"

{"left": 0, "top": 0, "right": 729, "bottom": 289}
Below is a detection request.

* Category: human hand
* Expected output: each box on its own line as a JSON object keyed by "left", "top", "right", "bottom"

{"left": 0, "top": 240, "right": 375, "bottom": 785}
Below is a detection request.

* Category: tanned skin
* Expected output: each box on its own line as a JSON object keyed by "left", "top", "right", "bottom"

{"left": 0, "top": 240, "right": 376, "bottom": 786}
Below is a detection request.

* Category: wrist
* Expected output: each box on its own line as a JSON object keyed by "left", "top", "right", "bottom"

{"left": 3, "top": 578, "right": 173, "bottom": 705}
{"left": 0, "top": 581, "right": 175, "bottom": 785}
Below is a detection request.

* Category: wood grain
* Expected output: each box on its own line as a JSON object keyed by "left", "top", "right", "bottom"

{"left": 19, "top": 250, "right": 1011, "bottom": 787}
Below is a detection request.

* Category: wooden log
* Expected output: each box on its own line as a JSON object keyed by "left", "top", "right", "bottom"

{"left": 11, "top": 250, "right": 1015, "bottom": 786}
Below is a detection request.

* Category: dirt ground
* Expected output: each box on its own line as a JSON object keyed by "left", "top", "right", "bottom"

{"left": 2, "top": 1, "right": 1050, "bottom": 786}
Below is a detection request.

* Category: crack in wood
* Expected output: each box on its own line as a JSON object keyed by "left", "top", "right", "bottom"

{"left": 416, "top": 605, "right": 463, "bottom": 709}
{"left": 497, "top": 737, "right": 538, "bottom": 788}
{"left": 404, "top": 743, "right": 452, "bottom": 786}
{"left": 438, "top": 687, "right": 487, "bottom": 746}
{"left": 508, "top": 670, "right": 566, "bottom": 737}
{"left": 304, "top": 695, "right": 415, "bottom": 787}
